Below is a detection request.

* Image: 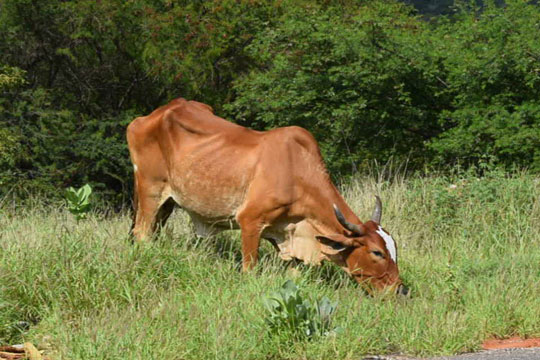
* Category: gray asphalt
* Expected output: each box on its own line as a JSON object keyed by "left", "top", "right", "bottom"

{"left": 429, "top": 347, "right": 540, "bottom": 360}
{"left": 362, "top": 347, "right": 540, "bottom": 360}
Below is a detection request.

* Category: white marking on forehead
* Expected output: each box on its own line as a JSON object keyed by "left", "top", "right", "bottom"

{"left": 375, "top": 226, "right": 397, "bottom": 263}
{"left": 133, "top": 164, "right": 138, "bottom": 172}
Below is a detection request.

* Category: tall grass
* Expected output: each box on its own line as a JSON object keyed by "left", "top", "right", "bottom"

{"left": 1, "top": 169, "right": 539, "bottom": 359}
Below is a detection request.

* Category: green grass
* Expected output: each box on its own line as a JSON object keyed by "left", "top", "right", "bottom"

{"left": 1, "top": 169, "right": 539, "bottom": 359}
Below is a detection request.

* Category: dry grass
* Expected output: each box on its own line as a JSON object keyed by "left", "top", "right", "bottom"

{"left": 1, "top": 169, "right": 539, "bottom": 359}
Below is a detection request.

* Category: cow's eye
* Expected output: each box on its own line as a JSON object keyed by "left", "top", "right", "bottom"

{"left": 372, "top": 250, "right": 385, "bottom": 258}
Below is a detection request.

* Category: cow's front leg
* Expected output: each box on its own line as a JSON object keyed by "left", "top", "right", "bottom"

{"left": 236, "top": 190, "right": 288, "bottom": 271}
{"left": 236, "top": 210, "right": 264, "bottom": 271}
{"left": 239, "top": 225, "right": 262, "bottom": 271}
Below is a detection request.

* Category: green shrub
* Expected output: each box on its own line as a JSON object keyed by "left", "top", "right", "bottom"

{"left": 263, "top": 280, "right": 340, "bottom": 341}
{"left": 428, "top": 0, "right": 540, "bottom": 171}
{"left": 225, "top": 1, "right": 443, "bottom": 176}
{"left": 65, "top": 184, "right": 92, "bottom": 222}
{"left": 1, "top": 0, "right": 540, "bottom": 205}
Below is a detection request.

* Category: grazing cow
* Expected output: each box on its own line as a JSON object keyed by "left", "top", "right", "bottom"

{"left": 127, "top": 98, "right": 408, "bottom": 295}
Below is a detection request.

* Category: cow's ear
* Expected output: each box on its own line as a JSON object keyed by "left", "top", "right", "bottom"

{"left": 316, "top": 235, "right": 351, "bottom": 255}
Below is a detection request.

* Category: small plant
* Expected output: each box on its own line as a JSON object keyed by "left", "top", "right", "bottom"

{"left": 263, "top": 280, "right": 340, "bottom": 341}
{"left": 65, "top": 184, "right": 92, "bottom": 222}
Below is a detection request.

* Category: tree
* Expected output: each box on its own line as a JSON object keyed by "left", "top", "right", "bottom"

{"left": 428, "top": 0, "right": 540, "bottom": 171}
{"left": 225, "top": 1, "right": 446, "bottom": 176}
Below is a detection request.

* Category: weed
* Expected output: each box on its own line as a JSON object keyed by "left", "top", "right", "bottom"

{"left": 65, "top": 184, "right": 92, "bottom": 222}
{"left": 263, "top": 280, "right": 340, "bottom": 341}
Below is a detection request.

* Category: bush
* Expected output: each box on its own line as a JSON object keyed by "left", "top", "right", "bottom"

{"left": 225, "top": 1, "right": 444, "bottom": 176}
{"left": 65, "top": 184, "right": 92, "bottom": 222}
{"left": 263, "top": 280, "right": 340, "bottom": 341}
{"left": 428, "top": 0, "right": 540, "bottom": 171}
{"left": 1, "top": 0, "right": 540, "bottom": 205}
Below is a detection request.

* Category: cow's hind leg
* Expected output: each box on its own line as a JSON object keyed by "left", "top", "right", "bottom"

{"left": 155, "top": 197, "right": 176, "bottom": 234}
{"left": 131, "top": 177, "right": 174, "bottom": 242}
{"left": 129, "top": 176, "right": 139, "bottom": 240}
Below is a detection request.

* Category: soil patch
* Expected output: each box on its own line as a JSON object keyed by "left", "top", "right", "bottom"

{"left": 482, "top": 336, "right": 540, "bottom": 350}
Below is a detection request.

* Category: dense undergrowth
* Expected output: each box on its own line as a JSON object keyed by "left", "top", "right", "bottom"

{"left": 2, "top": 0, "right": 540, "bottom": 203}
{"left": 0, "top": 169, "right": 539, "bottom": 359}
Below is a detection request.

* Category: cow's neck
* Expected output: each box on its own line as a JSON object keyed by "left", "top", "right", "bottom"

{"left": 301, "top": 182, "right": 360, "bottom": 237}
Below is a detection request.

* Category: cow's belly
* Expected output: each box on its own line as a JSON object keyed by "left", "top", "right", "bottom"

{"left": 166, "top": 148, "right": 253, "bottom": 219}
{"left": 187, "top": 211, "right": 240, "bottom": 237}
{"left": 168, "top": 179, "right": 247, "bottom": 219}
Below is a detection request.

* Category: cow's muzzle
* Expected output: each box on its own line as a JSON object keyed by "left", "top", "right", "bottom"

{"left": 396, "top": 283, "right": 410, "bottom": 296}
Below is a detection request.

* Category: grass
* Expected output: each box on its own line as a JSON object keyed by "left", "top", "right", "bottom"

{"left": 1, "top": 169, "right": 539, "bottom": 359}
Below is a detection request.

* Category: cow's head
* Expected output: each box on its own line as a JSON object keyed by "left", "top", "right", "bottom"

{"left": 316, "top": 197, "right": 408, "bottom": 296}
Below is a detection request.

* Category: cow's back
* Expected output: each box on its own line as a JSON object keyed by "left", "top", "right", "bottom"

{"left": 127, "top": 98, "right": 263, "bottom": 221}
{"left": 127, "top": 98, "right": 332, "bottom": 226}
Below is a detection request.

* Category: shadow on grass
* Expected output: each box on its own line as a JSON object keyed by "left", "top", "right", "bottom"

{"left": 149, "top": 209, "right": 369, "bottom": 293}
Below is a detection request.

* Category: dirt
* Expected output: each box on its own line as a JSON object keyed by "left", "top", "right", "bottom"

{"left": 482, "top": 336, "right": 540, "bottom": 350}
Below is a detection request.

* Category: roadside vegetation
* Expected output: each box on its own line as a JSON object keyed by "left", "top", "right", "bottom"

{"left": 2, "top": 0, "right": 540, "bottom": 204}
{"left": 1, "top": 168, "right": 538, "bottom": 359}
{"left": 1, "top": 0, "right": 539, "bottom": 358}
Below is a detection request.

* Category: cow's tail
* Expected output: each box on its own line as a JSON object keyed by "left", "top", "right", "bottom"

{"left": 129, "top": 173, "right": 138, "bottom": 242}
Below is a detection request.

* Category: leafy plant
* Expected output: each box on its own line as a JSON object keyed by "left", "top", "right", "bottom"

{"left": 263, "top": 280, "right": 340, "bottom": 341}
{"left": 65, "top": 184, "right": 92, "bottom": 222}
{"left": 2, "top": 0, "right": 540, "bottom": 205}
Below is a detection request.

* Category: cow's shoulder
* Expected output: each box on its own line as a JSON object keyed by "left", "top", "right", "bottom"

{"left": 185, "top": 100, "right": 214, "bottom": 114}
{"left": 162, "top": 99, "right": 215, "bottom": 120}
{"left": 267, "top": 125, "right": 321, "bottom": 154}
{"left": 160, "top": 98, "right": 245, "bottom": 136}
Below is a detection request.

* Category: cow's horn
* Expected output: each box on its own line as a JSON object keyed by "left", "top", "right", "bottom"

{"left": 371, "top": 195, "right": 382, "bottom": 224}
{"left": 333, "top": 204, "right": 364, "bottom": 235}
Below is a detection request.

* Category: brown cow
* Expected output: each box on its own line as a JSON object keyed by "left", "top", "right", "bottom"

{"left": 127, "top": 98, "right": 408, "bottom": 295}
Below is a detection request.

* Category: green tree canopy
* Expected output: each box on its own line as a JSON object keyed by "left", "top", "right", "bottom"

{"left": 1, "top": 0, "right": 539, "bottom": 203}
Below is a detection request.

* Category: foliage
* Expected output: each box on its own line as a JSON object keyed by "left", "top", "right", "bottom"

{"left": 263, "top": 280, "right": 340, "bottom": 341}
{"left": 0, "top": 65, "right": 25, "bottom": 91}
{"left": 225, "top": 1, "right": 445, "bottom": 176}
{"left": 138, "top": 0, "right": 286, "bottom": 107}
{"left": 0, "top": 0, "right": 539, "bottom": 203}
{"left": 65, "top": 184, "right": 92, "bottom": 222}
{"left": 0, "top": 83, "right": 132, "bottom": 202}
{"left": 0, "top": 0, "right": 140, "bottom": 202}
{"left": 0, "top": 64, "right": 26, "bottom": 190}
{"left": 426, "top": 0, "right": 540, "bottom": 171}
{"left": 404, "top": 0, "right": 456, "bottom": 16}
